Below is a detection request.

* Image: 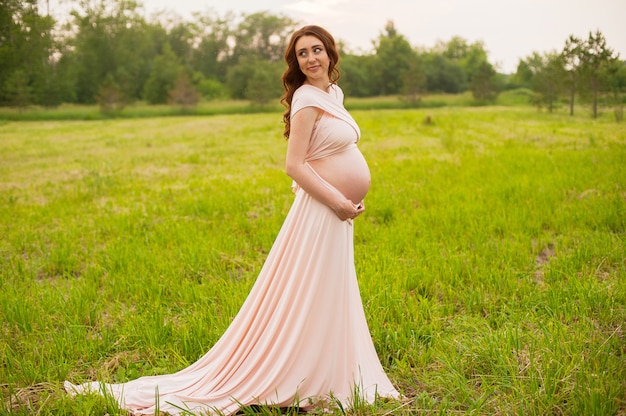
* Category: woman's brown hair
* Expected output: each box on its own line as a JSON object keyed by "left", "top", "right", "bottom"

{"left": 280, "top": 25, "right": 340, "bottom": 139}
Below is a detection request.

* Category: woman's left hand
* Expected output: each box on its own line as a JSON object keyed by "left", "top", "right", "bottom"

{"left": 351, "top": 201, "right": 365, "bottom": 220}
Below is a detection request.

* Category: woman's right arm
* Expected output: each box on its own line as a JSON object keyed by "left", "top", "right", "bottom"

{"left": 285, "top": 107, "right": 360, "bottom": 221}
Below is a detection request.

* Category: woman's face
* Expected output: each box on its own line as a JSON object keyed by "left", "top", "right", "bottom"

{"left": 294, "top": 35, "right": 330, "bottom": 83}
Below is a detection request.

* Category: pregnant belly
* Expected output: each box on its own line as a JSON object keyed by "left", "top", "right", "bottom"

{"left": 308, "top": 148, "right": 371, "bottom": 204}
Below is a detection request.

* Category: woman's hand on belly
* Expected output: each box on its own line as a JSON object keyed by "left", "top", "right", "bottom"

{"left": 335, "top": 199, "right": 365, "bottom": 222}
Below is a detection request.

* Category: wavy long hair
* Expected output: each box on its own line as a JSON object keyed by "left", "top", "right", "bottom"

{"left": 280, "top": 25, "right": 340, "bottom": 139}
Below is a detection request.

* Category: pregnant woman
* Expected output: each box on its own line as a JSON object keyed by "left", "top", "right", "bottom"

{"left": 65, "top": 25, "right": 399, "bottom": 415}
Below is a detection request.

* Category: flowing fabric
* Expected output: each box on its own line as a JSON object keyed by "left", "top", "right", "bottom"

{"left": 65, "top": 84, "right": 399, "bottom": 415}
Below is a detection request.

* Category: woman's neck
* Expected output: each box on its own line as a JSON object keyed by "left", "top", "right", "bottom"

{"left": 304, "top": 78, "right": 331, "bottom": 91}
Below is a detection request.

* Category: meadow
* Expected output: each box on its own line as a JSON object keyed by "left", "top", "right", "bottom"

{"left": 0, "top": 90, "right": 510, "bottom": 122}
{"left": 0, "top": 105, "right": 625, "bottom": 415}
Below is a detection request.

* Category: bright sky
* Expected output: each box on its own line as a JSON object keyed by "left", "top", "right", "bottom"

{"left": 50, "top": 0, "right": 625, "bottom": 73}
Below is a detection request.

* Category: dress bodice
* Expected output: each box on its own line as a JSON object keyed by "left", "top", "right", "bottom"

{"left": 290, "top": 84, "right": 360, "bottom": 161}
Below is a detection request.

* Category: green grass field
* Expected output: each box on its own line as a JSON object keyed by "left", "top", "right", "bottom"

{"left": 1, "top": 106, "right": 625, "bottom": 415}
{"left": 0, "top": 89, "right": 532, "bottom": 122}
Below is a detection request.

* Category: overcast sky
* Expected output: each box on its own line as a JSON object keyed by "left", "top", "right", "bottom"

{"left": 50, "top": 0, "right": 625, "bottom": 73}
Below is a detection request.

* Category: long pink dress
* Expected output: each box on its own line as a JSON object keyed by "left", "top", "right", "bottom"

{"left": 65, "top": 84, "right": 399, "bottom": 415}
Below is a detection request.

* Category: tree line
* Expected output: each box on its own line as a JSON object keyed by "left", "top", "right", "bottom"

{"left": 512, "top": 30, "right": 625, "bottom": 120}
{"left": 1, "top": 0, "right": 624, "bottom": 119}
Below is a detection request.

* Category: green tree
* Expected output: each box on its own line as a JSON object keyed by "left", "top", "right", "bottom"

{"left": 217, "top": 11, "right": 296, "bottom": 101}
{"left": 339, "top": 54, "right": 376, "bottom": 97}
{"left": 195, "top": 75, "right": 228, "bottom": 100}
{"left": 190, "top": 12, "right": 232, "bottom": 82}
{"left": 470, "top": 61, "right": 500, "bottom": 103}
{"left": 97, "top": 73, "right": 125, "bottom": 114}
{"left": 373, "top": 21, "right": 415, "bottom": 95}
{"left": 226, "top": 57, "right": 282, "bottom": 101}
{"left": 226, "top": 57, "right": 254, "bottom": 100}
{"left": 168, "top": 70, "right": 199, "bottom": 111}
{"left": 439, "top": 36, "right": 490, "bottom": 87}
{"left": 561, "top": 35, "right": 584, "bottom": 116}
{"left": 579, "top": 30, "right": 618, "bottom": 118}
{"left": 34, "top": 63, "right": 66, "bottom": 107}
{"left": 518, "top": 52, "right": 565, "bottom": 112}
{"left": 535, "top": 52, "right": 565, "bottom": 112}
{"left": 4, "top": 70, "right": 32, "bottom": 110}
{"left": 401, "top": 54, "right": 427, "bottom": 104}
{"left": 231, "top": 12, "right": 297, "bottom": 63}
{"left": 604, "top": 59, "right": 626, "bottom": 122}
{"left": 423, "top": 53, "right": 465, "bottom": 93}
{"left": 245, "top": 63, "right": 277, "bottom": 106}
{"left": 112, "top": 21, "right": 165, "bottom": 102}
{"left": 52, "top": 51, "right": 79, "bottom": 104}
{"left": 143, "top": 43, "right": 181, "bottom": 104}
{"left": 0, "top": 0, "right": 55, "bottom": 106}
{"left": 62, "top": 0, "right": 160, "bottom": 103}
{"left": 512, "top": 59, "right": 534, "bottom": 89}
{"left": 66, "top": 1, "right": 117, "bottom": 103}
{"left": 163, "top": 19, "right": 195, "bottom": 69}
